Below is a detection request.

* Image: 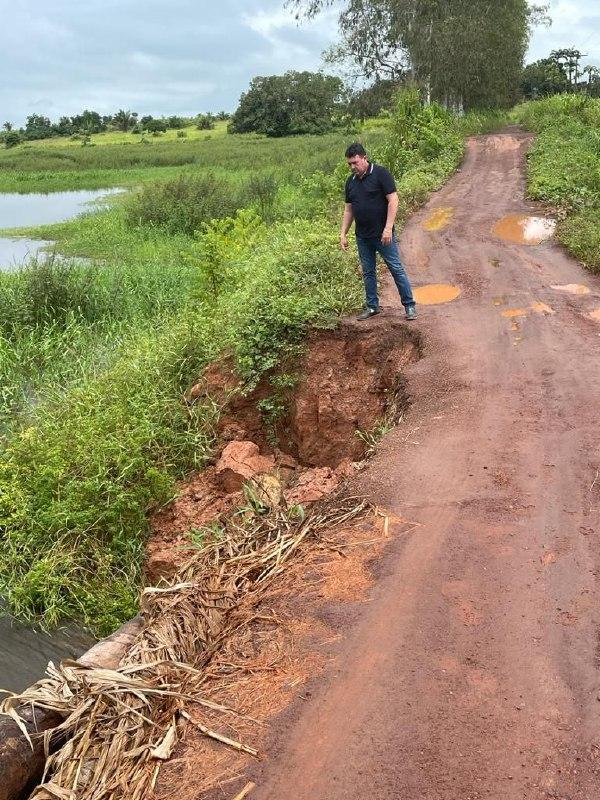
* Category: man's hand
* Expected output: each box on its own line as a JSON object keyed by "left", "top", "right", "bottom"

{"left": 340, "top": 233, "right": 349, "bottom": 251}
{"left": 381, "top": 226, "right": 393, "bottom": 246}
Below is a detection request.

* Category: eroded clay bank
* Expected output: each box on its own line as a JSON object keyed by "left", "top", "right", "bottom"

{"left": 0, "top": 317, "right": 423, "bottom": 800}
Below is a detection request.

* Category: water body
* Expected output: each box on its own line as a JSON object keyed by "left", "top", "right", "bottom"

{"left": 0, "top": 615, "right": 94, "bottom": 694}
{"left": 0, "top": 188, "right": 122, "bottom": 270}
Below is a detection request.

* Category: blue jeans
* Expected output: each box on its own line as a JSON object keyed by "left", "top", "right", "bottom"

{"left": 356, "top": 234, "right": 415, "bottom": 310}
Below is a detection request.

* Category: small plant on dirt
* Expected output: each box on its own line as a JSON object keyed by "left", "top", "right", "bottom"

{"left": 355, "top": 417, "right": 396, "bottom": 457}
{"left": 182, "top": 209, "right": 266, "bottom": 301}
{"left": 256, "top": 372, "right": 297, "bottom": 445}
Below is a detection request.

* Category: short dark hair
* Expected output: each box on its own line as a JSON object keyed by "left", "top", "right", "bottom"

{"left": 345, "top": 142, "right": 367, "bottom": 158}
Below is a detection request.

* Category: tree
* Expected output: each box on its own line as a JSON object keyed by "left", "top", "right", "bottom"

{"left": 347, "top": 78, "right": 404, "bottom": 119}
{"left": 166, "top": 115, "right": 185, "bottom": 129}
{"left": 71, "top": 109, "right": 106, "bottom": 134}
{"left": 229, "top": 71, "right": 344, "bottom": 136}
{"left": 23, "top": 114, "right": 54, "bottom": 140}
{"left": 289, "top": 0, "right": 550, "bottom": 110}
{"left": 196, "top": 113, "right": 215, "bottom": 130}
{"left": 3, "top": 121, "right": 12, "bottom": 132}
{"left": 112, "top": 109, "right": 138, "bottom": 132}
{"left": 520, "top": 58, "right": 568, "bottom": 99}
{"left": 583, "top": 65, "right": 600, "bottom": 97}
{"left": 550, "top": 48, "right": 585, "bottom": 89}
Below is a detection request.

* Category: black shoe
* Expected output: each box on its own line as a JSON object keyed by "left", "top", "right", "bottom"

{"left": 405, "top": 305, "right": 417, "bottom": 321}
{"left": 357, "top": 306, "right": 381, "bottom": 321}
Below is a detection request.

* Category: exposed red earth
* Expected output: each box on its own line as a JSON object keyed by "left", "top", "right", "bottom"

{"left": 239, "top": 129, "right": 600, "bottom": 798}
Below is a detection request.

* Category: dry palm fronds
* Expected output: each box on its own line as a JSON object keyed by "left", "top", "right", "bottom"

{"left": 1, "top": 496, "right": 369, "bottom": 800}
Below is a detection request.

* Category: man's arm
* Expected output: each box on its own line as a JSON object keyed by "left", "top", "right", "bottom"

{"left": 340, "top": 202, "right": 354, "bottom": 251}
{"left": 382, "top": 191, "right": 399, "bottom": 245}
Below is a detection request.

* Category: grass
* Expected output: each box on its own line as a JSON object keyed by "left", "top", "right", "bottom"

{"left": 0, "top": 97, "right": 505, "bottom": 634}
{"left": 514, "top": 93, "right": 600, "bottom": 273}
{"left": 0, "top": 127, "right": 370, "bottom": 193}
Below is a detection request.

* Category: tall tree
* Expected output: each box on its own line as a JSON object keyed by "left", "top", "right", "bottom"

{"left": 520, "top": 58, "right": 568, "bottom": 99}
{"left": 229, "top": 71, "right": 343, "bottom": 136}
{"left": 291, "top": 0, "right": 549, "bottom": 109}
{"left": 550, "top": 48, "right": 585, "bottom": 89}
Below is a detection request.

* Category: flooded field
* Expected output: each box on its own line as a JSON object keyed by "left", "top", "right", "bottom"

{"left": 0, "top": 187, "right": 121, "bottom": 269}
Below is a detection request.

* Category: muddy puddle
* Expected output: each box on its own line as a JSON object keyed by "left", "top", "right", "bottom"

{"left": 492, "top": 214, "right": 556, "bottom": 245}
{"left": 421, "top": 207, "right": 454, "bottom": 231}
{"left": 501, "top": 301, "right": 554, "bottom": 320}
{"left": 414, "top": 284, "right": 461, "bottom": 305}
{"left": 551, "top": 284, "right": 590, "bottom": 295}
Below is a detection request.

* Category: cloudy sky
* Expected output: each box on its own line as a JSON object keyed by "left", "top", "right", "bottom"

{"left": 1, "top": 0, "right": 599, "bottom": 126}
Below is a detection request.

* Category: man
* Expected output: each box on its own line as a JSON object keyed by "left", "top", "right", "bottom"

{"left": 340, "top": 143, "right": 417, "bottom": 321}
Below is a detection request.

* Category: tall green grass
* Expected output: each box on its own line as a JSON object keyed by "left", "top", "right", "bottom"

{"left": 0, "top": 131, "right": 375, "bottom": 193}
{"left": 514, "top": 93, "right": 600, "bottom": 273}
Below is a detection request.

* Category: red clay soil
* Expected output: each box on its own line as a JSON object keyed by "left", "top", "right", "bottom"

{"left": 237, "top": 130, "right": 600, "bottom": 798}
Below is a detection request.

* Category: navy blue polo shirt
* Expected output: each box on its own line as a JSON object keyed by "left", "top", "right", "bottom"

{"left": 345, "top": 163, "right": 397, "bottom": 239}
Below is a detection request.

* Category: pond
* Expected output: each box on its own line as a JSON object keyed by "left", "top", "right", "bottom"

{"left": 0, "top": 187, "right": 122, "bottom": 271}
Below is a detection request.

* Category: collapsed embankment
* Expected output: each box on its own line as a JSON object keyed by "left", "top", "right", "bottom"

{"left": 0, "top": 314, "right": 422, "bottom": 800}
{"left": 147, "top": 318, "right": 422, "bottom": 582}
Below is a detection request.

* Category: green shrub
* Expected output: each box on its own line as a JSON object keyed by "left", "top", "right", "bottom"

{"left": 124, "top": 173, "right": 243, "bottom": 235}
{"left": 0, "top": 314, "right": 215, "bottom": 633}
{"left": 515, "top": 94, "right": 600, "bottom": 269}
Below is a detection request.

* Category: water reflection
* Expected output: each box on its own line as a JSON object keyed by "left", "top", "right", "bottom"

{"left": 0, "top": 614, "right": 93, "bottom": 694}
{"left": 0, "top": 237, "right": 55, "bottom": 271}
{"left": 0, "top": 187, "right": 121, "bottom": 270}
{"left": 0, "top": 188, "right": 121, "bottom": 229}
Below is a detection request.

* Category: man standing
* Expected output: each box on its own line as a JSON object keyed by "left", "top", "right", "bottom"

{"left": 340, "top": 143, "right": 417, "bottom": 321}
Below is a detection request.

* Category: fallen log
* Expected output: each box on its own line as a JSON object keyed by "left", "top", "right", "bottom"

{"left": 0, "top": 615, "right": 143, "bottom": 800}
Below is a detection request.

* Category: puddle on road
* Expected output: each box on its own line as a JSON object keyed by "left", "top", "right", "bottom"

{"left": 492, "top": 296, "right": 508, "bottom": 306}
{"left": 501, "top": 307, "right": 528, "bottom": 318}
{"left": 530, "top": 301, "right": 555, "bottom": 315}
{"left": 413, "top": 283, "right": 461, "bottom": 305}
{"left": 490, "top": 258, "right": 501, "bottom": 269}
{"left": 422, "top": 207, "right": 454, "bottom": 231}
{"left": 502, "top": 302, "right": 555, "bottom": 319}
{"left": 588, "top": 308, "right": 600, "bottom": 322}
{"left": 551, "top": 283, "right": 590, "bottom": 295}
{"left": 500, "top": 302, "right": 555, "bottom": 342}
{"left": 492, "top": 214, "right": 556, "bottom": 245}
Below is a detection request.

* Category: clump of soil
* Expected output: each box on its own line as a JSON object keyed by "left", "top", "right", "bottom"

{"left": 147, "top": 319, "right": 422, "bottom": 584}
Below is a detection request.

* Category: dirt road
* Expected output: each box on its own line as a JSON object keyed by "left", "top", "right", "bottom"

{"left": 250, "top": 130, "right": 600, "bottom": 798}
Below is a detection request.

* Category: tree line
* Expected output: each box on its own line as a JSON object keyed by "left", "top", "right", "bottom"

{"left": 1, "top": 110, "right": 230, "bottom": 147}
{"left": 521, "top": 49, "right": 600, "bottom": 100}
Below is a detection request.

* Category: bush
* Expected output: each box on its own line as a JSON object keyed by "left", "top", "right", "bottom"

{"left": 515, "top": 94, "right": 600, "bottom": 269}
{"left": 196, "top": 114, "right": 215, "bottom": 130}
{"left": 124, "top": 174, "right": 243, "bottom": 235}
{"left": 239, "top": 173, "right": 279, "bottom": 222}
{"left": 0, "top": 315, "right": 215, "bottom": 633}
{"left": 4, "top": 131, "right": 21, "bottom": 149}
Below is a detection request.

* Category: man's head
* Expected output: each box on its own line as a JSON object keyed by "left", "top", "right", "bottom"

{"left": 345, "top": 142, "right": 369, "bottom": 176}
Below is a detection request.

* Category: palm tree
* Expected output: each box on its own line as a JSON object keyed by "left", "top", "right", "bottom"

{"left": 112, "top": 109, "right": 138, "bottom": 132}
